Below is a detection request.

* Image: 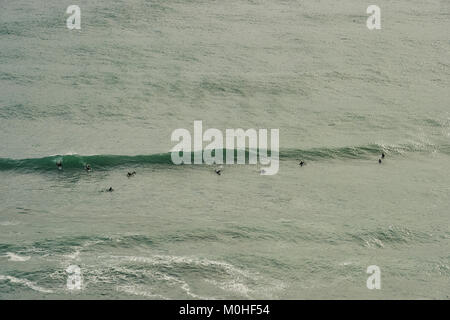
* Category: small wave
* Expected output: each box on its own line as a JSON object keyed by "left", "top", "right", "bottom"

{"left": 0, "top": 275, "right": 53, "bottom": 293}
{"left": 347, "top": 226, "right": 433, "bottom": 248}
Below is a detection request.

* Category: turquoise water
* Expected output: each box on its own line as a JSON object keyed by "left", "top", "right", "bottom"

{"left": 0, "top": 0, "right": 449, "bottom": 299}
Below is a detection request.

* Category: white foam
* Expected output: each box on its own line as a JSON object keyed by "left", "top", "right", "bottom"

{"left": 111, "top": 254, "right": 254, "bottom": 278}
{"left": 63, "top": 239, "right": 106, "bottom": 261}
{"left": 205, "top": 278, "right": 251, "bottom": 298}
{"left": 106, "top": 254, "right": 284, "bottom": 299}
{"left": 63, "top": 249, "right": 81, "bottom": 260}
{"left": 0, "top": 221, "right": 20, "bottom": 226}
{"left": 5, "top": 252, "right": 30, "bottom": 262}
{"left": 0, "top": 275, "right": 53, "bottom": 293}
{"left": 116, "top": 285, "right": 168, "bottom": 299}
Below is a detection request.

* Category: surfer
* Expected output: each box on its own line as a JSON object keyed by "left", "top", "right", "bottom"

{"left": 299, "top": 161, "right": 305, "bottom": 167}
{"left": 107, "top": 187, "right": 114, "bottom": 192}
{"left": 381, "top": 152, "right": 385, "bottom": 159}
{"left": 56, "top": 161, "right": 62, "bottom": 170}
{"left": 85, "top": 164, "right": 91, "bottom": 172}
{"left": 378, "top": 159, "right": 382, "bottom": 164}
{"left": 215, "top": 169, "right": 221, "bottom": 176}
{"left": 127, "top": 171, "right": 136, "bottom": 177}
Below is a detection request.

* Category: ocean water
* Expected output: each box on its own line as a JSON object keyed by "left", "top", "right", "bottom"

{"left": 0, "top": 0, "right": 449, "bottom": 299}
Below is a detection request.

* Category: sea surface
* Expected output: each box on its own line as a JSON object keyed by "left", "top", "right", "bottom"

{"left": 0, "top": 0, "right": 449, "bottom": 299}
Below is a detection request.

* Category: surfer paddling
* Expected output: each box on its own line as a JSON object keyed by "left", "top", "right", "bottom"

{"left": 378, "top": 152, "right": 385, "bottom": 164}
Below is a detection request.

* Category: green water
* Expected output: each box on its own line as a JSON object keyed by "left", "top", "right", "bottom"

{"left": 0, "top": 0, "right": 449, "bottom": 299}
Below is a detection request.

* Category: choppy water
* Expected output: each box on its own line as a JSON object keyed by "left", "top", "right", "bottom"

{"left": 0, "top": 0, "right": 449, "bottom": 299}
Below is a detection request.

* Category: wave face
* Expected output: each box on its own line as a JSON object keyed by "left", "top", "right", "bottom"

{"left": 0, "top": 153, "right": 173, "bottom": 172}
{"left": 0, "top": 142, "right": 446, "bottom": 173}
